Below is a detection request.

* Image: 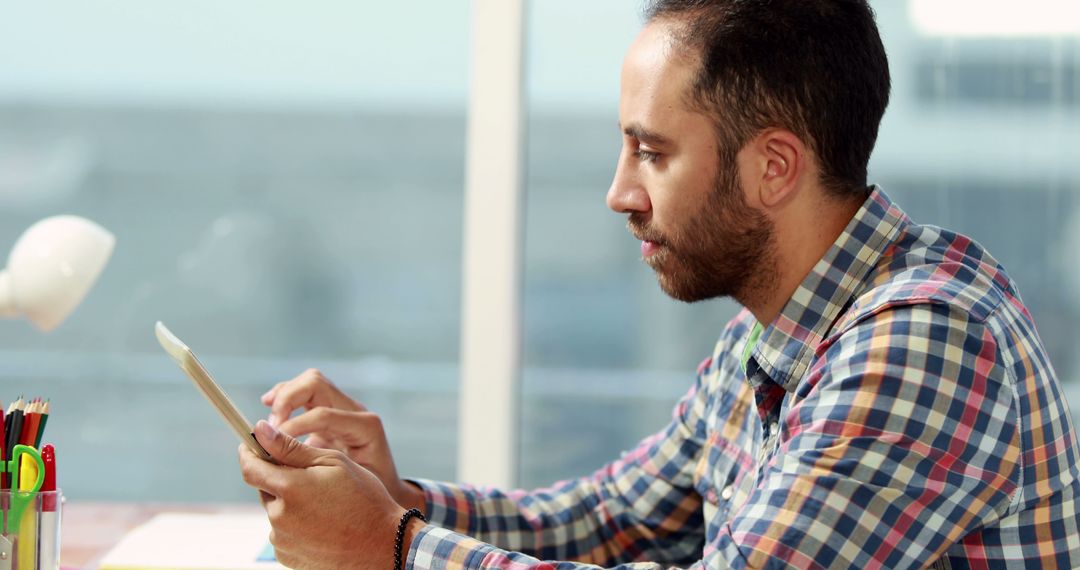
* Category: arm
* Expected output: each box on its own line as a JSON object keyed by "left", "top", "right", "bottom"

{"left": 238, "top": 360, "right": 719, "bottom": 570}
{"left": 251, "top": 360, "right": 718, "bottom": 567}
{"left": 406, "top": 302, "right": 1021, "bottom": 569}
{"left": 410, "top": 357, "right": 717, "bottom": 566}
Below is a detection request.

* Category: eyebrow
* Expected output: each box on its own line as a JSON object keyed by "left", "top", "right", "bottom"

{"left": 621, "top": 123, "right": 672, "bottom": 147}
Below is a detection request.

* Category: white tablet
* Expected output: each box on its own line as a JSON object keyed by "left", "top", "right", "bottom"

{"left": 155, "top": 321, "right": 274, "bottom": 462}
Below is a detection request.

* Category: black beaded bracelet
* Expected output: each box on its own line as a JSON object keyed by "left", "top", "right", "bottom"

{"left": 394, "top": 508, "right": 427, "bottom": 570}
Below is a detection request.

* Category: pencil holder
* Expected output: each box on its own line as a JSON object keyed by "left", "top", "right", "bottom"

{"left": 0, "top": 489, "right": 62, "bottom": 570}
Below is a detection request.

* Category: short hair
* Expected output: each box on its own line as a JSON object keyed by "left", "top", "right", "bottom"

{"left": 644, "top": 0, "right": 891, "bottom": 196}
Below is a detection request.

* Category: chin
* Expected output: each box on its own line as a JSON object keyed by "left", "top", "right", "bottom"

{"left": 653, "top": 258, "right": 744, "bottom": 303}
{"left": 655, "top": 272, "right": 727, "bottom": 303}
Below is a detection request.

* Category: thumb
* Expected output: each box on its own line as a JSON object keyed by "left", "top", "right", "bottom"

{"left": 254, "top": 419, "right": 324, "bottom": 468}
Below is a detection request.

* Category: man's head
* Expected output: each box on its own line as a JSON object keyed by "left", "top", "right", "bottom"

{"left": 645, "top": 0, "right": 891, "bottom": 195}
{"left": 607, "top": 0, "right": 890, "bottom": 305}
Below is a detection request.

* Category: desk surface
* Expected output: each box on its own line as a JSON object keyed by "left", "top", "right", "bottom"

{"left": 62, "top": 502, "right": 264, "bottom": 569}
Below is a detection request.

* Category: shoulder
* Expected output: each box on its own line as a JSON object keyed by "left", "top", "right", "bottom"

{"left": 808, "top": 223, "right": 1028, "bottom": 395}
{"left": 836, "top": 223, "right": 1024, "bottom": 333}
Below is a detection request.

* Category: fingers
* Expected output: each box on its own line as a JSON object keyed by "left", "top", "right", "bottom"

{"left": 277, "top": 407, "right": 336, "bottom": 438}
{"left": 278, "top": 408, "right": 384, "bottom": 447}
{"left": 266, "top": 369, "right": 363, "bottom": 427}
{"left": 263, "top": 490, "right": 285, "bottom": 523}
{"left": 254, "top": 420, "right": 327, "bottom": 469}
{"left": 303, "top": 434, "right": 334, "bottom": 450}
{"left": 268, "top": 370, "right": 323, "bottom": 427}
{"left": 238, "top": 443, "right": 289, "bottom": 497}
{"left": 260, "top": 381, "right": 285, "bottom": 406}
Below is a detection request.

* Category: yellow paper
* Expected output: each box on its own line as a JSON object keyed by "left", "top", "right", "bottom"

{"left": 99, "top": 513, "right": 286, "bottom": 570}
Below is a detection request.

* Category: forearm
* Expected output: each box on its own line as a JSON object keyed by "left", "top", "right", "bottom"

{"left": 403, "top": 357, "right": 715, "bottom": 566}
{"left": 408, "top": 477, "right": 614, "bottom": 561}
{"left": 405, "top": 525, "right": 726, "bottom": 570}
{"left": 408, "top": 459, "right": 703, "bottom": 566}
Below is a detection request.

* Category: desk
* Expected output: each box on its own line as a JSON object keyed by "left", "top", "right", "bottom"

{"left": 61, "top": 502, "right": 265, "bottom": 569}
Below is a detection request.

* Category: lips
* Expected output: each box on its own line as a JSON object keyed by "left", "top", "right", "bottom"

{"left": 627, "top": 217, "right": 666, "bottom": 259}
{"left": 632, "top": 231, "right": 665, "bottom": 258}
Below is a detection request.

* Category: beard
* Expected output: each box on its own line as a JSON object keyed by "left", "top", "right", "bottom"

{"left": 628, "top": 153, "right": 776, "bottom": 304}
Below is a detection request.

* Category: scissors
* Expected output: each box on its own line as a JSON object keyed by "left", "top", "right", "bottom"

{"left": 0, "top": 445, "right": 44, "bottom": 570}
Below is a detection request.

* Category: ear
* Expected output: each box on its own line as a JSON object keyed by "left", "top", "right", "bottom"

{"left": 751, "top": 129, "right": 804, "bottom": 208}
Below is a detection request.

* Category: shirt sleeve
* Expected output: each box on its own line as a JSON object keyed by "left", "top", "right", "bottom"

{"left": 408, "top": 302, "right": 1020, "bottom": 569}
{"left": 406, "top": 354, "right": 720, "bottom": 568}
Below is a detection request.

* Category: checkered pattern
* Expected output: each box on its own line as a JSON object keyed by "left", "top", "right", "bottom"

{"left": 406, "top": 187, "right": 1080, "bottom": 569}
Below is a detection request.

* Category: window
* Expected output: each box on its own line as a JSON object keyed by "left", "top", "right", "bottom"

{"left": 2, "top": 0, "right": 1075, "bottom": 500}
{"left": 0, "top": 1, "right": 468, "bottom": 501}
{"left": 520, "top": 0, "right": 1080, "bottom": 488}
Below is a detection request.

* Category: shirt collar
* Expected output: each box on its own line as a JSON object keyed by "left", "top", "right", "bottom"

{"left": 748, "top": 186, "right": 908, "bottom": 393}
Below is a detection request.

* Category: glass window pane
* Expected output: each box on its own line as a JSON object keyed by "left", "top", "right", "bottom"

{"left": 0, "top": 0, "right": 467, "bottom": 501}
{"left": 522, "top": 0, "right": 739, "bottom": 488}
{"left": 521, "top": 0, "right": 1080, "bottom": 489}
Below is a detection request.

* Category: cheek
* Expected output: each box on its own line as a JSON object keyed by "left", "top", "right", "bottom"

{"left": 654, "top": 165, "right": 715, "bottom": 226}
{"left": 733, "top": 154, "right": 757, "bottom": 205}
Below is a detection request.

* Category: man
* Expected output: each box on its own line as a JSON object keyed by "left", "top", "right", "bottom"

{"left": 239, "top": 1, "right": 1080, "bottom": 568}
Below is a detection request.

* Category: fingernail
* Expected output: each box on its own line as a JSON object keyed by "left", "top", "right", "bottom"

{"left": 268, "top": 414, "right": 279, "bottom": 427}
{"left": 257, "top": 420, "right": 281, "bottom": 440}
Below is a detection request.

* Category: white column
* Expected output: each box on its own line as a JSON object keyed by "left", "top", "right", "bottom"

{"left": 457, "top": 0, "right": 525, "bottom": 488}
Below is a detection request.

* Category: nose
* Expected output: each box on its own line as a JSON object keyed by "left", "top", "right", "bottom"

{"left": 606, "top": 150, "right": 651, "bottom": 214}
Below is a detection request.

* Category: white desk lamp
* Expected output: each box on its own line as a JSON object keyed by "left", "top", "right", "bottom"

{"left": 0, "top": 215, "right": 115, "bottom": 332}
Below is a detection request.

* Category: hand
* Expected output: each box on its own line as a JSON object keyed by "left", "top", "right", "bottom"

{"left": 238, "top": 420, "right": 424, "bottom": 570}
{"left": 261, "top": 369, "right": 425, "bottom": 512}
{"left": 262, "top": 368, "right": 363, "bottom": 428}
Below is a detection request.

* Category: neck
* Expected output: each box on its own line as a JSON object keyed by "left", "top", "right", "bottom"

{"left": 740, "top": 191, "right": 864, "bottom": 325}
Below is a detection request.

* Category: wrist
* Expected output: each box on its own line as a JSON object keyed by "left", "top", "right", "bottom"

{"left": 392, "top": 508, "right": 427, "bottom": 570}
{"left": 400, "top": 517, "right": 427, "bottom": 568}
{"left": 397, "top": 480, "right": 427, "bottom": 514}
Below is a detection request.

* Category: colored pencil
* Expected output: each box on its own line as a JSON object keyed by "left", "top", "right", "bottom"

{"left": 21, "top": 400, "right": 40, "bottom": 447}
{"left": 3, "top": 396, "right": 22, "bottom": 491}
{"left": 18, "top": 399, "right": 34, "bottom": 446}
{"left": 4, "top": 396, "right": 23, "bottom": 459}
{"left": 0, "top": 400, "right": 5, "bottom": 490}
{"left": 34, "top": 400, "right": 50, "bottom": 449}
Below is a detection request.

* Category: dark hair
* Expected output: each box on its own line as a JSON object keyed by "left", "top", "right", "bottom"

{"left": 644, "top": 0, "right": 891, "bottom": 196}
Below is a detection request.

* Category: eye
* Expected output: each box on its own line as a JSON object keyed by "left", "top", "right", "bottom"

{"left": 634, "top": 148, "right": 660, "bottom": 163}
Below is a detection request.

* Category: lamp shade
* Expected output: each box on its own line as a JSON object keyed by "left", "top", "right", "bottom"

{"left": 0, "top": 215, "right": 115, "bottom": 332}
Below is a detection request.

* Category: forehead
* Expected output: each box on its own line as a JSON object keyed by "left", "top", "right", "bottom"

{"left": 620, "top": 20, "right": 705, "bottom": 135}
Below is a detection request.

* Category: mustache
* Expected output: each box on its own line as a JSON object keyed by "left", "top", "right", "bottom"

{"left": 627, "top": 213, "right": 667, "bottom": 245}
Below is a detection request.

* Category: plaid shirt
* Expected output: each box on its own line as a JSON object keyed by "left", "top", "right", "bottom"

{"left": 407, "top": 187, "right": 1080, "bottom": 569}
